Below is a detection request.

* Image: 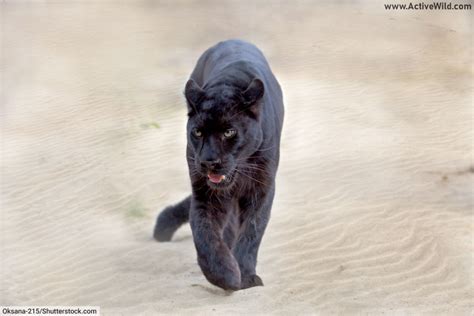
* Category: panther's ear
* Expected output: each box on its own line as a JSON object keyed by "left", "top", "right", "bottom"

{"left": 242, "top": 78, "right": 264, "bottom": 119}
{"left": 184, "top": 79, "right": 204, "bottom": 115}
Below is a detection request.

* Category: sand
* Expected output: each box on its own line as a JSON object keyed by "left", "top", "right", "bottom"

{"left": 1, "top": 1, "right": 472, "bottom": 315}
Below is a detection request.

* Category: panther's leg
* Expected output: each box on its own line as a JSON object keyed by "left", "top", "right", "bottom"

{"left": 223, "top": 211, "right": 239, "bottom": 250}
{"left": 190, "top": 199, "right": 241, "bottom": 291}
{"left": 234, "top": 186, "right": 274, "bottom": 289}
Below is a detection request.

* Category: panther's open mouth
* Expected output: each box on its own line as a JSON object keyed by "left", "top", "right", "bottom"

{"left": 207, "top": 172, "right": 226, "bottom": 184}
{"left": 206, "top": 170, "right": 236, "bottom": 189}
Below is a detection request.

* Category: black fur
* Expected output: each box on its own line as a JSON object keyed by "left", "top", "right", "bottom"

{"left": 153, "top": 40, "right": 284, "bottom": 291}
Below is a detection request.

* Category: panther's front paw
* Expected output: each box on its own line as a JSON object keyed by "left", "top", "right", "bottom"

{"left": 221, "top": 268, "right": 242, "bottom": 291}
{"left": 199, "top": 255, "right": 241, "bottom": 291}
{"left": 240, "top": 274, "right": 263, "bottom": 289}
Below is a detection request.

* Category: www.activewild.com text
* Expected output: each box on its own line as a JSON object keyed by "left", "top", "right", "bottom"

{"left": 384, "top": 2, "right": 472, "bottom": 10}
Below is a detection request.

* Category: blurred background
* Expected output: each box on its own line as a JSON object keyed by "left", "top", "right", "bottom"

{"left": 1, "top": 1, "right": 472, "bottom": 314}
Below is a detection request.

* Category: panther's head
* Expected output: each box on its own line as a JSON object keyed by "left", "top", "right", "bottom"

{"left": 184, "top": 78, "right": 264, "bottom": 189}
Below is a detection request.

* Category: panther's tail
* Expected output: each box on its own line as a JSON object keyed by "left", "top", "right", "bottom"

{"left": 153, "top": 195, "right": 191, "bottom": 241}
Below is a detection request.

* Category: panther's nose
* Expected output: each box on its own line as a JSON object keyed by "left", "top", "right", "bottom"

{"left": 200, "top": 159, "right": 222, "bottom": 170}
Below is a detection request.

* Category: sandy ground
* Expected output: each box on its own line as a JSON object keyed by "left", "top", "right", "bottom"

{"left": 1, "top": 1, "right": 473, "bottom": 315}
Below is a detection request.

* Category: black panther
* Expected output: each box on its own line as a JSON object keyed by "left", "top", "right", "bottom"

{"left": 153, "top": 39, "right": 284, "bottom": 291}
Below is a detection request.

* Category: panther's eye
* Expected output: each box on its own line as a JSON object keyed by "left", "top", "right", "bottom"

{"left": 223, "top": 129, "right": 236, "bottom": 139}
{"left": 192, "top": 128, "right": 202, "bottom": 137}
